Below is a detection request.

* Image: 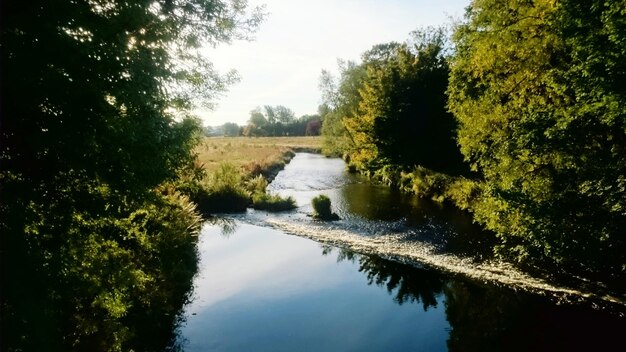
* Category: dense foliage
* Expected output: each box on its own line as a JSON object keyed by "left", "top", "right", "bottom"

{"left": 0, "top": 0, "right": 261, "bottom": 350}
{"left": 319, "top": 29, "right": 465, "bottom": 175}
{"left": 320, "top": 4, "right": 624, "bottom": 287}
{"left": 448, "top": 0, "right": 625, "bottom": 282}
{"left": 242, "top": 105, "right": 322, "bottom": 137}
{"left": 311, "top": 194, "right": 339, "bottom": 220}
{"left": 319, "top": 60, "right": 367, "bottom": 156}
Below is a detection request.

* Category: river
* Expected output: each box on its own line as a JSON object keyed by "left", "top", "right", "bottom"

{"left": 173, "top": 153, "right": 625, "bottom": 351}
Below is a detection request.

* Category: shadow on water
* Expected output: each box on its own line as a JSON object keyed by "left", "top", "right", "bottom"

{"left": 321, "top": 245, "right": 626, "bottom": 352}
{"left": 321, "top": 245, "right": 444, "bottom": 310}
{"left": 176, "top": 154, "right": 626, "bottom": 351}
{"left": 338, "top": 180, "right": 497, "bottom": 260}
{"left": 266, "top": 153, "right": 497, "bottom": 261}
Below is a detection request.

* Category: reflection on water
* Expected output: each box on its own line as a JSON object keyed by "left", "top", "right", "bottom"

{"left": 177, "top": 223, "right": 450, "bottom": 351}
{"left": 323, "top": 245, "right": 444, "bottom": 310}
{"left": 177, "top": 222, "right": 626, "bottom": 351}
{"left": 176, "top": 153, "right": 625, "bottom": 351}
{"left": 266, "top": 153, "right": 495, "bottom": 259}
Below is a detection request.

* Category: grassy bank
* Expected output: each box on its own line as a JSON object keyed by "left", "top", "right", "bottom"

{"left": 365, "top": 165, "right": 482, "bottom": 212}
{"left": 179, "top": 136, "right": 322, "bottom": 215}
{"left": 196, "top": 136, "right": 321, "bottom": 175}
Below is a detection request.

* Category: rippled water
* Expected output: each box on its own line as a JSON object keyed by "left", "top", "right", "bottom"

{"left": 174, "top": 153, "right": 626, "bottom": 351}
{"left": 264, "top": 154, "right": 625, "bottom": 306}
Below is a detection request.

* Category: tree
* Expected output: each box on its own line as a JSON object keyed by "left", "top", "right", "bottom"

{"left": 222, "top": 122, "right": 241, "bottom": 137}
{"left": 304, "top": 118, "right": 322, "bottom": 136}
{"left": 244, "top": 107, "right": 268, "bottom": 136}
{"left": 319, "top": 60, "right": 366, "bottom": 156}
{"left": 324, "top": 28, "right": 464, "bottom": 173}
{"left": 264, "top": 105, "right": 295, "bottom": 124}
{"left": 243, "top": 105, "right": 311, "bottom": 136}
{"left": 447, "top": 0, "right": 625, "bottom": 282}
{"left": 0, "top": 0, "right": 262, "bottom": 349}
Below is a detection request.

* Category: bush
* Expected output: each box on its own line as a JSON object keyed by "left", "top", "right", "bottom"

{"left": 1, "top": 178, "right": 202, "bottom": 351}
{"left": 312, "top": 195, "right": 339, "bottom": 220}
{"left": 178, "top": 163, "right": 251, "bottom": 214}
{"left": 399, "top": 166, "right": 447, "bottom": 202}
{"left": 252, "top": 193, "right": 297, "bottom": 212}
{"left": 245, "top": 174, "right": 269, "bottom": 196}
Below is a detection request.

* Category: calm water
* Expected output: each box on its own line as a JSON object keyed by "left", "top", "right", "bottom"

{"left": 174, "top": 153, "right": 625, "bottom": 351}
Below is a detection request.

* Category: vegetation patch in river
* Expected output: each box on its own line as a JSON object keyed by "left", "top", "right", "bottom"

{"left": 311, "top": 194, "right": 340, "bottom": 220}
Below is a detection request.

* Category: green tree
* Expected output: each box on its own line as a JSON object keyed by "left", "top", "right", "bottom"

{"left": 319, "top": 60, "right": 366, "bottom": 156}
{"left": 265, "top": 105, "right": 295, "bottom": 124}
{"left": 320, "top": 28, "right": 464, "bottom": 172}
{"left": 222, "top": 122, "right": 241, "bottom": 137}
{"left": 335, "top": 28, "right": 464, "bottom": 173}
{"left": 244, "top": 107, "right": 269, "bottom": 136}
{"left": 448, "top": 0, "right": 625, "bottom": 283}
{"left": 243, "top": 105, "right": 312, "bottom": 136}
{"left": 0, "top": 0, "right": 262, "bottom": 350}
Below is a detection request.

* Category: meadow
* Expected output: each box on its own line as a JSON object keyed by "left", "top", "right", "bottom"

{"left": 195, "top": 136, "right": 322, "bottom": 174}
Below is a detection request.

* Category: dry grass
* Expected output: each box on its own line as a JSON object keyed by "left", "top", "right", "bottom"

{"left": 195, "top": 136, "right": 322, "bottom": 174}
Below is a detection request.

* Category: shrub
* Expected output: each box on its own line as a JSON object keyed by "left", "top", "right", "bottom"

{"left": 246, "top": 174, "right": 269, "bottom": 196}
{"left": 185, "top": 163, "right": 251, "bottom": 214}
{"left": 312, "top": 194, "right": 339, "bottom": 220}
{"left": 252, "top": 193, "right": 297, "bottom": 212}
{"left": 399, "top": 166, "right": 448, "bottom": 202}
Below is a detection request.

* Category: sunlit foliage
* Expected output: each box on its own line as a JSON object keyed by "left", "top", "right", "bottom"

{"left": 319, "top": 28, "right": 465, "bottom": 174}
{"left": 448, "top": 0, "right": 625, "bottom": 282}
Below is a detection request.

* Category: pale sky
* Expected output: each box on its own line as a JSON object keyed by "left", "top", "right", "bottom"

{"left": 198, "top": 0, "right": 470, "bottom": 126}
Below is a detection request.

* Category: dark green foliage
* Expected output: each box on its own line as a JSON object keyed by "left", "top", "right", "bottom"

{"left": 1, "top": 178, "right": 201, "bottom": 351}
{"left": 312, "top": 194, "right": 339, "bottom": 220}
{"left": 355, "top": 29, "right": 465, "bottom": 174}
{"left": 320, "top": 28, "right": 466, "bottom": 175}
{"left": 0, "top": 0, "right": 261, "bottom": 350}
{"left": 177, "top": 163, "right": 251, "bottom": 214}
{"left": 448, "top": 0, "right": 625, "bottom": 284}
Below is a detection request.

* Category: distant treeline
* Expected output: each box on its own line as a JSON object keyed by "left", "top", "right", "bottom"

{"left": 321, "top": 0, "right": 625, "bottom": 289}
{"left": 207, "top": 105, "right": 322, "bottom": 137}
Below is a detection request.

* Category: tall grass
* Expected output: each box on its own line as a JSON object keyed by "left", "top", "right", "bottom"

{"left": 176, "top": 137, "right": 323, "bottom": 214}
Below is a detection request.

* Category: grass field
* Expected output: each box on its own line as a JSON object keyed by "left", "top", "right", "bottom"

{"left": 195, "top": 136, "right": 322, "bottom": 174}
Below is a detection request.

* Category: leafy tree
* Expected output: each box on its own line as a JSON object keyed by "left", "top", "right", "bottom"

{"left": 243, "top": 105, "right": 314, "bottom": 136}
{"left": 0, "top": 0, "right": 262, "bottom": 350}
{"left": 322, "top": 28, "right": 464, "bottom": 173}
{"left": 448, "top": 0, "right": 625, "bottom": 282}
{"left": 243, "top": 107, "right": 269, "bottom": 136}
{"left": 305, "top": 119, "right": 322, "bottom": 136}
{"left": 265, "top": 105, "right": 295, "bottom": 123}
{"left": 319, "top": 60, "right": 367, "bottom": 156}
{"left": 357, "top": 34, "right": 459, "bottom": 171}
{"left": 222, "top": 122, "right": 241, "bottom": 137}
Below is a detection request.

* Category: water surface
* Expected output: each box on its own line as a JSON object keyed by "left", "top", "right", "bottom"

{"left": 175, "top": 153, "right": 625, "bottom": 351}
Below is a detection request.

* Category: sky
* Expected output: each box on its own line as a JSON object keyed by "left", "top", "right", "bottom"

{"left": 198, "top": 0, "right": 470, "bottom": 126}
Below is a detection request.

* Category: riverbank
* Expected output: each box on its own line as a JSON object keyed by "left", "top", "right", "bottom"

{"left": 178, "top": 137, "right": 323, "bottom": 215}
{"left": 258, "top": 153, "right": 626, "bottom": 312}
{"left": 197, "top": 136, "right": 322, "bottom": 183}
